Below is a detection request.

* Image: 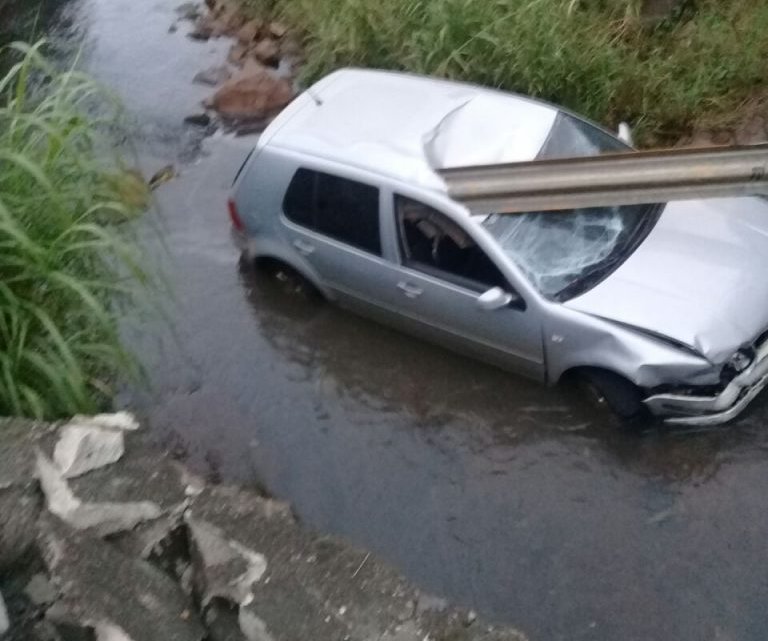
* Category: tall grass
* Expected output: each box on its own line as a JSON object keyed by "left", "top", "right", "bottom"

{"left": 0, "top": 41, "right": 150, "bottom": 419}
{"left": 242, "top": 0, "right": 768, "bottom": 145}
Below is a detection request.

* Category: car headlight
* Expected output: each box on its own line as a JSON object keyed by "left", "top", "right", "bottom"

{"left": 728, "top": 349, "right": 754, "bottom": 374}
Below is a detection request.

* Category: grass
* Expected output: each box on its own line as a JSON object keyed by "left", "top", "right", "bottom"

{"left": 0, "top": 41, "right": 151, "bottom": 419}
{"left": 239, "top": 0, "right": 768, "bottom": 145}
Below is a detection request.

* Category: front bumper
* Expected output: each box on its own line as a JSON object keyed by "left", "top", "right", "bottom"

{"left": 644, "top": 341, "right": 768, "bottom": 426}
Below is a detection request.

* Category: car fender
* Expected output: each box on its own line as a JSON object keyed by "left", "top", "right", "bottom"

{"left": 543, "top": 307, "right": 719, "bottom": 390}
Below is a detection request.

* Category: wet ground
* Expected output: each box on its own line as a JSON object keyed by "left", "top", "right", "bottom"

{"left": 29, "top": 0, "right": 768, "bottom": 639}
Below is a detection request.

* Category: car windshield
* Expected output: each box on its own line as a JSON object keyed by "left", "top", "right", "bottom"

{"left": 481, "top": 112, "right": 661, "bottom": 301}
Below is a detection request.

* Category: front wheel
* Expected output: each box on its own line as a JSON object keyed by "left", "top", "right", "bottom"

{"left": 577, "top": 368, "right": 647, "bottom": 421}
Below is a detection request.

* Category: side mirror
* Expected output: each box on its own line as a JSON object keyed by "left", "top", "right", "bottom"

{"left": 477, "top": 287, "right": 515, "bottom": 311}
{"left": 617, "top": 122, "right": 634, "bottom": 146}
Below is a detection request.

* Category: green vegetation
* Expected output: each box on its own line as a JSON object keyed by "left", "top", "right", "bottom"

{"left": 242, "top": 0, "right": 768, "bottom": 144}
{"left": 0, "top": 42, "right": 150, "bottom": 419}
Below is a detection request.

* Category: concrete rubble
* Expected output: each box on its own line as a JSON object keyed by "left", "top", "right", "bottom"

{"left": 53, "top": 413, "right": 138, "bottom": 479}
{"left": 0, "top": 415, "right": 530, "bottom": 641}
{"left": 0, "top": 589, "right": 8, "bottom": 636}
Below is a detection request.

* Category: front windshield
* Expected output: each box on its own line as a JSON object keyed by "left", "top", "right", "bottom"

{"left": 481, "top": 112, "right": 660, "bottom": 301}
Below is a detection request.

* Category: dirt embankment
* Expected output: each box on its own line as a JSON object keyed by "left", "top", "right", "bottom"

{"left": 0, "top": 416, "right": 530, "bottom": 641}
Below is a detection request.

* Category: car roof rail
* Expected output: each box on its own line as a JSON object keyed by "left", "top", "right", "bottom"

{"left": 438, "top": 144, "right": 768, "bottom": 214}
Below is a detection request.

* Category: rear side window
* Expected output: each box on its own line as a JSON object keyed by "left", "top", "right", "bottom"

{"left": 283, "top": 168, "right": 381, "bottom": 255}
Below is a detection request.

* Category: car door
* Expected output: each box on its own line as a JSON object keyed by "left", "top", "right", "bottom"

{"left": 280, "top": 167, "right": 401, "bottom": 321}
{"left": 380, "top": 194, "right": 546, "bottom": 380}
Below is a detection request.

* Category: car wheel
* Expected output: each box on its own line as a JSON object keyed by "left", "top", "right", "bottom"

{"left": 578, "top": 368, "right": 647, "bottom": 421}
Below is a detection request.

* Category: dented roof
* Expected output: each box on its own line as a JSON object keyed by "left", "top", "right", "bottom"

{"left": 259, "top": 68, "right": 558, "bottom": 192}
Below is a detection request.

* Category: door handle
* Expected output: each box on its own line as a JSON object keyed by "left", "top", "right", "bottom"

{"left": 292, "top": 239, "right": 315, "bottom": 256}
{"left": 397, "top": 281, "right": 423, "bottom": 299}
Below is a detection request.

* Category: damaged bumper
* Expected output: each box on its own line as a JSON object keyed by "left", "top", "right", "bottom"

{"left": 644, "top": 341, "right": 768, "bottom": 426}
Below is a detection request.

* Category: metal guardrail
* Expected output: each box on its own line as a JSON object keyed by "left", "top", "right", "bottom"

{"left": 438, "top": 144, "right": 768, "bottom": 214}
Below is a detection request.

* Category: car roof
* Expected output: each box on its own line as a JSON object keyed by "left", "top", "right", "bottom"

{"left": 258, "top": 69, "right": 559, "bottom": 194}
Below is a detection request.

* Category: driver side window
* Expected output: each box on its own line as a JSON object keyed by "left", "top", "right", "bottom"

{"left": 395, "top": 195, "right": 509, "bottom": 292}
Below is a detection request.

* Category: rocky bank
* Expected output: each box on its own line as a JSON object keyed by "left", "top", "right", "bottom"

{"left": 0, "top": 416, "right": 529, "bottom": 641}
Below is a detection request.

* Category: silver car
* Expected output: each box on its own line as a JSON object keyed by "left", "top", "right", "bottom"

{"left": 228, "top": 68, "right": 768, "bottom": 425}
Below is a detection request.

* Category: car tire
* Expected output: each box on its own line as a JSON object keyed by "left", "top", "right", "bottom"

{"left": 578, "top": 368, "right": 647, "bottom": 421}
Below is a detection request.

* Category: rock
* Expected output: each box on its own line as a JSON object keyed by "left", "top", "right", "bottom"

{"left": 185, "top": 516, "right": 267, "bottom": 607}
{"left": 238, "top": 609, "right": 275, "bottom": 641}
{"left": 227, "top": 44, "right": 248, "bottom": 66}
{"left": 268, "top": 22, "right": 288, "bottom": 39}
{"left": 0, "top": 589, "right": 9, "bottom": 635}
{"left": 236, "top": 20, "right": 262, "bottom": 45}
{"left": 53, "top": 423, "right": 125, "bottom": 479}
{"left": 251, "top": 39, "right": 280, "bottom": 66}
{"left": 188, "top": 15, "right": 215, "bottom": 40}
{"left": 209, "top": 66, "right": 294, "bottom": 120}
{"left": 39, "top": 516, "right": 206, "bottom": 641}
{"left": 0, "top": 486, "right": 42, "bottom": 570}
{"left": 36, "top": 450, "right": 163, "bottom": 537}
{"left": 193, "top": 65, "right": 231, "bottom": 87}
{"left": 175, "top": 2, "right": 201, "bottom": 20}
{"left": 24, "top": 574, "right": 58, "bottom": 607}
{"left": 169, "top": 23, "right": 179, "bottom": 33}
{"left": 184, "top": 113, "right": 212, "bottom": 127}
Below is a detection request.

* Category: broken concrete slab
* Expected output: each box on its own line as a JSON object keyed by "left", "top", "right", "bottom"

{"left": 0, "top": 486, "right": 43, "bottom": 571}
{"left": 0, "top": 589, "right": 9, "bottom": 636}
{"left": 24, "top": 574, "right": 57, "bottom": 607}
{"left": 36, "top": 451, "right": 162, "bottom": 537}
{"left": 185, "top": 516, "right": 267, "bottom": 607}
{"left": 188, "top": 485, "right": 528, "bottom": 641}
{"left": 54, "top": 424, "right": 125, "bottom": 479}
{"left": 0, "top": 418, "right": 56, "bottom": 490}
{"left": 39, "top": 516, "right": 205, "bottom": 641}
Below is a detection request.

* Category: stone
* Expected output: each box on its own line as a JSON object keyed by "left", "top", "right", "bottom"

{"left": 24, "top": 574, "right": 58, "bottom": 606}
{"left": 185, "top": 516, "right": 267, "bottom": 607}
{"left": 53, "top": 424, "right": 125, "bottom": 479}
{"left": 236, "top": 20, "right": 262, "bottom": 45}
{"left": 175, "top": 2, "right": 201, "bottom": 20}
{"left": 184, "top": 113, "right": 212, "bottom": 127}
{"left": 268, "top": 22, "right": 288, "bottom": 38}
{"left": 39, "top": 516, "right": 206, "bottom": 641}
{"left": 251, "top": 39, "right": 280, "bottom": 66}
{"left": 227, "top": 44, "right": 248, "bottom": 66}
{"left": 0, "top": 589, "right": 9, "bottom": 635}
{"left": 193, "top": 65, "right": 231, "bottom": 86}
{"left": 209, "top": 66, "right": 294, "bottom": 120}
{"left": 36, "top": 450, "right": 163, "bottom": 537}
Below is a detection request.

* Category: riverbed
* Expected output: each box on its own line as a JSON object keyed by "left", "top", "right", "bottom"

{"left": 24, "top": 0, "right": 768, "bottom": 639}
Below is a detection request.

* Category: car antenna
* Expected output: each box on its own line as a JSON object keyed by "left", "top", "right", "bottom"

{"left": 306, "top": 88, "right": 323, "bottom": 106}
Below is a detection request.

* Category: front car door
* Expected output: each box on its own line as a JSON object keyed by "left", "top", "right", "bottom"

{"left": 380, "top": 194, "right": 546, "bottom": 381}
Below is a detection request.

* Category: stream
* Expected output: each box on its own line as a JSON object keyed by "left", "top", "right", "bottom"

{"left": 18, "top": 0, "right": 768, "bottom": 639}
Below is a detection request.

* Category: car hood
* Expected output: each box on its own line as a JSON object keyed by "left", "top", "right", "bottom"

{"left": 564, "top": 197, "right": 768, "bottom": 363}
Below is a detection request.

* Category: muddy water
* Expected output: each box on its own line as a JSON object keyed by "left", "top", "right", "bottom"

{"left": 41, "top": 0, "right": 768, "bottom": 639}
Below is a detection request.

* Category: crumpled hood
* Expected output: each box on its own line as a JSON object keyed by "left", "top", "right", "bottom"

{"left": 564, "top": 197, "right": 768, "bottom": 363}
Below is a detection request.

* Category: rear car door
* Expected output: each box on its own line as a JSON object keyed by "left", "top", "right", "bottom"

{"left": 280, "top": 167, "right": 398, "bottom": 319}
{"left": 382, "top": 194, "right": 545, "bottom": 380}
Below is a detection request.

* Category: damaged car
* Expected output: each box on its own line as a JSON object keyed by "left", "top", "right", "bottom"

{"left": 228, "top": 68, "right": 768, "bottom": 425}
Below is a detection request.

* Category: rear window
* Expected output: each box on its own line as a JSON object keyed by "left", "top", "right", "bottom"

{"left": 283, "top": 168, "right": 381, "bottom": 255}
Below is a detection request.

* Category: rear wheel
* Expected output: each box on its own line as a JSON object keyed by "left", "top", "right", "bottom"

{"left": 576, "top": 368, "right": 647, "bottom": 421}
